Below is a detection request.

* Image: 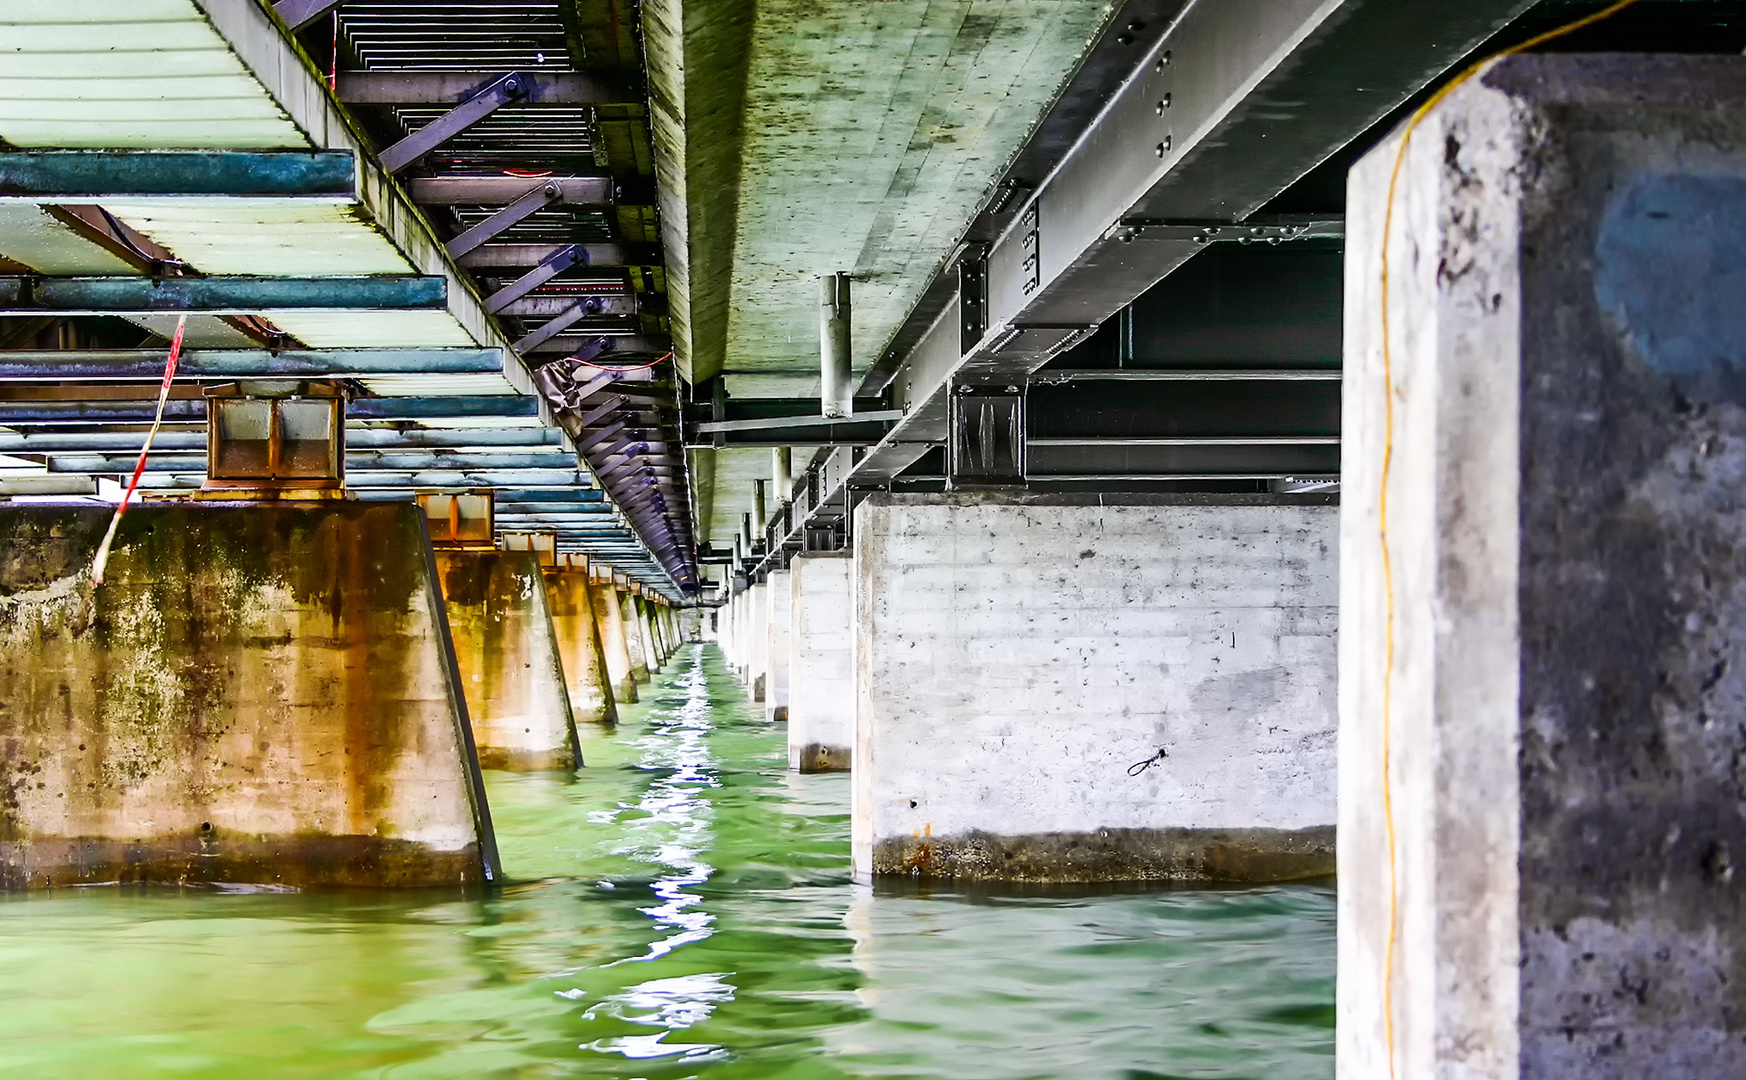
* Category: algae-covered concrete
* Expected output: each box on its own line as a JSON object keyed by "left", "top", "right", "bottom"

{"left": 0, "top": 502, "right": 496, "bottom": 890}
{"left": 543, "top": 570, "right": 618, "bottom": 727}
{"left": 435, "top": 551, "right": 580, "bottom": 771}
{"left": 621, "top": 589, "right": 651, "bottom": 682}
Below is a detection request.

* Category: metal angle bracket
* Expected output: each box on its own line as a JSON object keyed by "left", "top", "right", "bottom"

{"left": 1102, "top": 215, "right": 1345, "bottom": 247}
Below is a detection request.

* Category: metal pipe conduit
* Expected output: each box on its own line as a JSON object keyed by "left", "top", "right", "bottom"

{"left": 820, "top": 273, "right": 852, "bottom": 419}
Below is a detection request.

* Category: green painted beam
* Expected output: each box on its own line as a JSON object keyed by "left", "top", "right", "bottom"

{"left": 0, "top": 394, "right": 540, "bottom": 424}
{"left": 0, "top": 275, "right": 445, "bottom": 316}
{"left": 0, "top": 151, "right": 357, "bottom": 202}
{"left": 0, "top": 348, "right": 500, "bottom": 380}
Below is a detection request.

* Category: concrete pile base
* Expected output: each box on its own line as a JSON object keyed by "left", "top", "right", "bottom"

{"left": 0, "top": 503, "right": 497, "bottom": 890}
{"left": 852, "top": 492, "right": 1338, "bottom": 884}
{"left": 435, "top": 550, "right": 580, "bottom": 771}
{"left": 1339, "top": 55, "right": 1746, "bottom": 1078}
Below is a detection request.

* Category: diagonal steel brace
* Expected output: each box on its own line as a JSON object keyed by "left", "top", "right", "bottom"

{"left": 446, "top": 181, "right": 562, "bottom": 258}
{"left": 485, "top": 243, "right": 587, "bottom": 314}
{"left": 380, "top": 72, "right": 536, "bottom": 174}
{"left": 511, "top": 298, "right": 602, "bottom": 353}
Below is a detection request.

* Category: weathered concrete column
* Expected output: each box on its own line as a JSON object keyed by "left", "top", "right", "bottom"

{"left": 589, "top": 578, "right": 638, "bottom": 704}
{"left": 436, "top": 550, "right": 580, "bottom": 771}
{"left": 1339, "top": 56, "right": 1746, "bottom": 1080}
{"left": 618, "top": 587, "right": 651, "bottom": 683}
{"left": 789, "top": 552, "right": 852, "bottom": 771}
{"left": 542, "top": 568, "right": 618, "bottom": 727}
{"left": 765, "top": 568, "right": 793, "bottom": 722}
{"left": 645, "top": 598, "right": 670, "bottom": 666}
{"left": 642, "top": 599, "right": 664, "bottom": 667}
{"left": 747, "top": 580, "right": 769, "bottom": 701}
{"left": 632, "top": 596, "right": 655, "bottom": 670}
{"left": 0, "top": 503, "right": 497, "bottom": 889}
{"left": 853, "top": 492, "right": 1337, "bottom": 884}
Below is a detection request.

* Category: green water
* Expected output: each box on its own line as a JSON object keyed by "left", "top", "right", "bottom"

{"left": 0, "top": 645, "right": 1334, "bottom": 1079}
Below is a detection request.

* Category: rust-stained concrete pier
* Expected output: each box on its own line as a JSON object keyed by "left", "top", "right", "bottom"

{"left": 0, "top": 502, "right": 496, "bottom": 889}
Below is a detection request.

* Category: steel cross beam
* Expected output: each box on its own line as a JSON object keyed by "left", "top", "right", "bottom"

{"left": 337, "top": 71, "right": 634, "bottom": 106}
{"left": 457, "top": 243, "right": 661, "bottom": 270}
{"left": 0, "top": 151, "right": 357, "bottom": 201}
{"left": 0, "top": 276, "right": 445, "bottom": 316}
{"left": 497, "top": 295, "right": 636, "bottom": 319}
{"left": 408, "top": 176, "right": 614, "bottom": 206}
{"left": 379, "top": 72, "right": 538, "bottom": 174}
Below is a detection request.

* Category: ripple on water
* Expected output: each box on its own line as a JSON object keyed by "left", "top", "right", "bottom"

{"left": 0, "top": 645, "right": 1333, "bottom": 1079}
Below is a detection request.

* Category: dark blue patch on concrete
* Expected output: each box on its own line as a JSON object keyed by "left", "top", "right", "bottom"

{"left": 1595, "top": 173, "right": 1746, "bottom": 401}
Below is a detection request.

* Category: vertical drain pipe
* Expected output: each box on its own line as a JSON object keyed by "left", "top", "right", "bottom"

{"left": 820, "top": 272, "right": 853, "bottom": 418}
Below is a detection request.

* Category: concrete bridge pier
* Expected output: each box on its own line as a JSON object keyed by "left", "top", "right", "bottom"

{"left": 644, "top": 597, "right": 671, "bottom": 667}
{"left": 618, "top": 587, "right": 651, "bottom": 684}
{"left": 788, "top": 553, "right": 853, "bottom": 772}
{"left": 1339, "top": 55, "right": 1746, "bottom": 1079}
{"left": 747, "top": 580, "right": 769, "bottom": 702}
{"left": 435, "top": 549, "right": 580, "bottom": 771}
{"left": 590, "top": 577, "right": 638, "bottom": 704}
{"left": 851, "top": 492, "right": 1338, "bottom": 885}
{"left": 542, "top": 565, "right": 618, "bottom": 727}
{"left": 764, "top": 568, "right": 792, "bottom": 722}
{"left": 0, "top": 503, "right": 498, "bottom": 889}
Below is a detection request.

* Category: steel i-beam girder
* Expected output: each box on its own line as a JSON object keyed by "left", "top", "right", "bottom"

{"left": 755, "top": 0, "right": 1536, "bottom": 571}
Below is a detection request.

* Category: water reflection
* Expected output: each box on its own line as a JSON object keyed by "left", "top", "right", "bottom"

{"left": 0, "top": 644, "right": 1334, "bottom": 1079}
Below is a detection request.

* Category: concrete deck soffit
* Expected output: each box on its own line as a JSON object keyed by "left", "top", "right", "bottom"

{"left": 647, "top": 0, "right": 1113, "bottom": 395}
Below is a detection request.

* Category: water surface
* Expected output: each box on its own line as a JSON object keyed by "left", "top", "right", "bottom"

{"left": 0, "top": 644, "right": 1334, "bottom": 1079}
